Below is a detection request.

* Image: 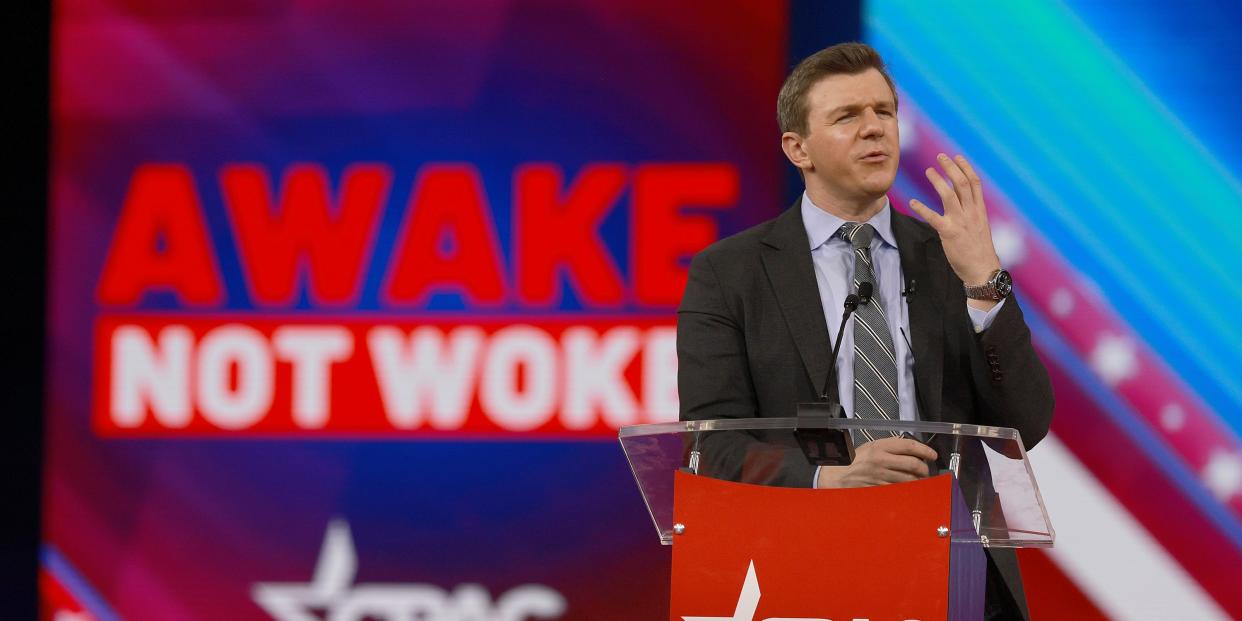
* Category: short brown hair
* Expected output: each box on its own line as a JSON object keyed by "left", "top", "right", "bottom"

{"left": 777, "top": 42, "right": 897, "bottom": 136}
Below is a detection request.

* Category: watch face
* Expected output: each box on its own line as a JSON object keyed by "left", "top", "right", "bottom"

{"left": 994, "top": 269, "right": 1013, "bottom": 297}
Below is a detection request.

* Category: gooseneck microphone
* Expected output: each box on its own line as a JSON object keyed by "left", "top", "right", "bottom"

{"left": 819, "top": 286, "right": 866, "bottom": 402}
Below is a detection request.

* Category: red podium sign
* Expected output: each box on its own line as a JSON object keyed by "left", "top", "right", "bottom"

{"left": 669, "top": 471, "right": 981, "bottom": 621}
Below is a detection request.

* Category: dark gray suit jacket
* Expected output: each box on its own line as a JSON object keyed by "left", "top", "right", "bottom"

{"left": 676, "top": 201, "right": 1054, "bottom": 619}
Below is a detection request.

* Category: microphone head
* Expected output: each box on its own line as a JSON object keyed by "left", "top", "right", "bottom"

{"left": 843, "top": 293, "right": 860, "bottom": 310}
{"left": 857, "top": 282, "right": 873, "bottom": 305}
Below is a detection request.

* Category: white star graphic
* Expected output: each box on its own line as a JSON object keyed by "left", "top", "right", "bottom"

{"left": 1049, "top": 288, "right": 1075, "bottom": 318}
{"left": 681, "top": 561, "right": 829, "bottom": 621}
{"left": 682, "top": 561, "right": 760, "bottom": 621}
{"left": 1089, "top": 334, "right": 1138, "bottom": 386}
{"left": 1203, "top": 449, "right": 1242, "bottom": 502}
{"left": 991, "top": 221, "right": 1027, "bottom": 267}
{"left": 1159, "top": 403, "right": 1186, "bottom": 432}
{"left": 252, "top": 520, "right": 565, "bottom": 620}
{"left": 252, "top": 519, "right": 357, "bottom": 620}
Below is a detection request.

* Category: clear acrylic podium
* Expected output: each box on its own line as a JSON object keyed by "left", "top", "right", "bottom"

{"left": 619, "top": 417, "right": 1055, "bottom": 620}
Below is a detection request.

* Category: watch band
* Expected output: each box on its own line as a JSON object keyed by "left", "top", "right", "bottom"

{"left": 964, "top": 269, "right": 1010, "bottom": 301}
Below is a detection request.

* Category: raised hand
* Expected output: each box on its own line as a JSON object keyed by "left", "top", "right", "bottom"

{"left": 907, "top": 153, "right": 1002, "bottom": 300}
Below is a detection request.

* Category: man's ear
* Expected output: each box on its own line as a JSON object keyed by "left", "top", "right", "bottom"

{"left": 781, "top": 132, "right": 812, "bottom": 172}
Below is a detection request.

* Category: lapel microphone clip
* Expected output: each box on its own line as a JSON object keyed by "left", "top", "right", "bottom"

{"left": 857, "top": 281, "right": 873, "bottom": 306}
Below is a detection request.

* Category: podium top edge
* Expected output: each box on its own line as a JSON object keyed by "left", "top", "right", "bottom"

{"left": 618, "top": 416, "right": 1022, "bottom": 442}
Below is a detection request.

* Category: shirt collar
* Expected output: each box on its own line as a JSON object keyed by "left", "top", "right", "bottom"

{"left": 800, "top": 193, "right": 897, "bottom": 251}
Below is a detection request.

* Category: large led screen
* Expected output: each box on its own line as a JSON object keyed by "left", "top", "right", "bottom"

{"left": 45, "top": 1, "right": 1242, "bottom": 619}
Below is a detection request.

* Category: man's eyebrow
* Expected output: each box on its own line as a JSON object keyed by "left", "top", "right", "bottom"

{"left": 826, "top": 100, "right": 896, "bottom": 116}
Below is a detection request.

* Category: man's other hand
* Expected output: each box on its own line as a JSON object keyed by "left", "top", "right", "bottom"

{"left": 816, "top": 437, "right": 939, "bottom": 488}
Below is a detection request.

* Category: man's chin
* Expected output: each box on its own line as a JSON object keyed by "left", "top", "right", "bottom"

{"left": 867, "top": 169, "right": 898, "bottom": 192}
{"left": 860, "top": 178, "right": 896, "bottom": 198}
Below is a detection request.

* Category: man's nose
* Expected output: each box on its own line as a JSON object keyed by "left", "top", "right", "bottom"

{"left": 859, "top": 109, "right": 885, "bottom": 138}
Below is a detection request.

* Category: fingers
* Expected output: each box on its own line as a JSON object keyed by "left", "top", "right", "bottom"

{"left": 907, "top": 198, "right": 944, "bottom": 230}
{"left": 935, "top": 153, "right": 974, "bottom": 212}
{"left": 848, "top": 438, "right": 938, "bottom": 484}
{"left": 866, "top": 437, "right": 939, "bottom": 461}
{"left": 922, "top": 153, "right": 987, "bottom": 226}
{"left": 953, "top": 154, "right": 985, "bottom": 208}
{"left": 850, "top": 457, "right": 925, "bottom": 485}
{"left": 880, "top": 453, "right": 931, "bottom": 478}
{"left": 876, "top": 469, "right": 920, "bottom": 484}
{"left": 903, "top": 438, "right": 939, "bottom": 461}
{"left": 923, "top": 166, "right": 962, "bottom": 216}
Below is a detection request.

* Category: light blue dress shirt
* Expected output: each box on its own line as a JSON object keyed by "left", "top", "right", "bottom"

{"left": 800, "top": 193, "right": 1004, "bottom": 424}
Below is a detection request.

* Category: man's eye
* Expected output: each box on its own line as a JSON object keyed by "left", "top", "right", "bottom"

{"left": 837, "top": 114, "right": 855, "bottom": 122}
{"left": 877, "top": 110, "right": 893, "bottom": 117}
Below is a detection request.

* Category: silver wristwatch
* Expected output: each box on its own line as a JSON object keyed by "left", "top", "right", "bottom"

{"left": 963, "top": 269, "right": 1013, "bottom": 301}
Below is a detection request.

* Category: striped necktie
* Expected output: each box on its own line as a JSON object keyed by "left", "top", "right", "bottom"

{"left": 839, "top": 222, "right": 900, "bottom": 441}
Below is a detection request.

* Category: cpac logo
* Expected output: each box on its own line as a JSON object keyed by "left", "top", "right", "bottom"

{"left": 682, "top": 561, "right": 920, "bottom": 621}
{"left": 253, "top": 520, "right": 566, "bottom": 620}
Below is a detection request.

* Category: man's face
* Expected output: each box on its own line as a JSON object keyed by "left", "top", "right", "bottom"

{"left": 794, "top": 68, "right": 900, "bottom": 204}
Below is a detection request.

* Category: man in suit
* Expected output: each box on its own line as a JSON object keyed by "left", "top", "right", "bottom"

{"left": 676, "top": 42, "right": 1054, "bottom": 620}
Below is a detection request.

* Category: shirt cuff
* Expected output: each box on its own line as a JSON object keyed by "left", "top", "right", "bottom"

{"left": 813, "top": 465, "right": 822, "bottom": 489}
{"left": 966, "top": 298, "right": 1006, "bottom": 333}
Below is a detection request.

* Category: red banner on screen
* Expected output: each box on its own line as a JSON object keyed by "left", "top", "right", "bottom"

{"left": 94, "top": 316, "right": 679, "bottom": 437}
{"left": 90, "top": 160, "right": 742, "bottom": 437}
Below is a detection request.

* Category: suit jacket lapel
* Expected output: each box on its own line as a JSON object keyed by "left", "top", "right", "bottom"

{"left": 892, "top": 212, "right": 945, "bottom": 421}
{"left": 760, "top": 204, "right": 835, "bottom": 400}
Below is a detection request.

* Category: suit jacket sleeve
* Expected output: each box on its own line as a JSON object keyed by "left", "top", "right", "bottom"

{"left": 677, "top": 251, "right": 758, "bottom": 421}
{"left": 970, "top": 293, "right": 1054, "bottom": 450}
{"left": 677, "top": 250, "right": 817, "bottom": 487}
